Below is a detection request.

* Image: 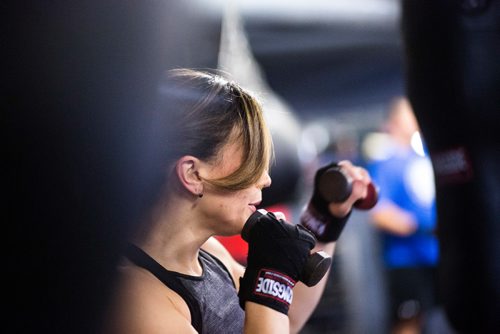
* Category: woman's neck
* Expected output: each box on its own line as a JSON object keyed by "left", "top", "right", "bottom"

{"left": 132, "top": 196, "right": 210, "bottom": 276}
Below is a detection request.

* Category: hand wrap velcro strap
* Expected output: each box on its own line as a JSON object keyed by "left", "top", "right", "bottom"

{"left": 239, "top": 268, "right": 296, "bottom": 314}
{"left": 299, "top": 162, "right": 352, "bottom": 242}
{"left": 238, "top": 211, "right": 316, "bottom": 315}
{"left": 300, "top": 203, "right": 351, "bottom": 242}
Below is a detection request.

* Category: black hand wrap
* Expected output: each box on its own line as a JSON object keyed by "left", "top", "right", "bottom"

{"left": 238, "top": 211, "right": 316, "bottom": 315}
{"left": 300, "top": 162, "right": 352, "bottom": 242}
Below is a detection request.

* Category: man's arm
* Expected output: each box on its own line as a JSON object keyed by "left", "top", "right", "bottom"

{"left": 370, "top": 200, "right": 417, "bottom": 236}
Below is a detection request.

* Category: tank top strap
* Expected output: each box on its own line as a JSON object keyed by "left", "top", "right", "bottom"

{"left": 198, "top": 248, "right": 236, "bottom": 288}
{"left": 124, "top": 243, "right": 203, "bottom": 333}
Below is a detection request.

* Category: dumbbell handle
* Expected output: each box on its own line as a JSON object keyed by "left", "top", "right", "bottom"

{"left": 318, "top": 167, "right": 379, "bottom": 210}
{"left": 241, "top": 209, "right": 332, "bottom": 287}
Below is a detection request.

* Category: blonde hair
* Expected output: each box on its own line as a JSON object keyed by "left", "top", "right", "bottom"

{"left": 159, "top": 68, "right": 273, "bottom": 191}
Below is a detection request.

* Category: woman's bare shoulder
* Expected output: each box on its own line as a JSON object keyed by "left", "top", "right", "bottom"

{"left": 102, "top": 262, "right": 197, "bottom": 333}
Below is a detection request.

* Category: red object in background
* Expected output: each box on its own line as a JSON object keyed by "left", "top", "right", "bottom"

{"left": 215, "top": 204, "right": 292, "bottom": 265}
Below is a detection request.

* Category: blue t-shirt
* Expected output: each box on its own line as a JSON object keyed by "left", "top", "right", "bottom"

{"left": 368, "top": 147, "right": 439, "bottom": 268}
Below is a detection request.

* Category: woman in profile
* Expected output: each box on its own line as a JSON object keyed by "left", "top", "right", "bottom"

{"left": 103, "top": 68, "right": 372, "bottom": 333}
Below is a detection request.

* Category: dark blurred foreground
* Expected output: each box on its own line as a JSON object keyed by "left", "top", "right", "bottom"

{"left": 4, "top": 1, "right": 499, "bottom": 333}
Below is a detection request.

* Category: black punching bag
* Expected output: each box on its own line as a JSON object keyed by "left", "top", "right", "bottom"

{"left": 4, "top": 1, "right": 221, "bottom": 333}
{"left": 401, "top": 1, "right": 500, "bottom": 333}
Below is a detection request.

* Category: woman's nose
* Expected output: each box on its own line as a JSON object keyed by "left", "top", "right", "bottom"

{"left": 260, "top": 171, "right": 272, "bottom": 189}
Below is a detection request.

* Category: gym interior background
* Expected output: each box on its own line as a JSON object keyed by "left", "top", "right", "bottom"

{"left": 4, "top": 1, "right": 499, "bottom": 333}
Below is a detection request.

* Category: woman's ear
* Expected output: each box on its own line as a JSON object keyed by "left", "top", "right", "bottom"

{"left": 175, "top": 156, "right": 203, "bottom": 197}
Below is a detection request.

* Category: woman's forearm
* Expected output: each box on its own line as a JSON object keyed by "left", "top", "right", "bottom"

{"left": 288, "top": 242, "right": 336, "bottom": 334}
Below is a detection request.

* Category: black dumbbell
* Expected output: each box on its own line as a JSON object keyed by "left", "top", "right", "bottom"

{"left": 241, "top": 209, "right": 332, "bottom": 287}
{"left": 318, "top": 166, "right": 379, "bottom": 210}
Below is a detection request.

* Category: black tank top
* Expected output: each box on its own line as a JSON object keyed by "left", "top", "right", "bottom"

{"left": 125, "top": 244, "right": 244, "bottom": 333}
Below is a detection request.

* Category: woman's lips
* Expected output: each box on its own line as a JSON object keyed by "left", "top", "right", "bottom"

{"left": 249, "top": 201, "right": 261, "bottom": 212}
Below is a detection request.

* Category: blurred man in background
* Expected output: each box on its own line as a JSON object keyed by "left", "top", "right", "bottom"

{"left": 367, "top": 97, "right": 439, "bottom": 334}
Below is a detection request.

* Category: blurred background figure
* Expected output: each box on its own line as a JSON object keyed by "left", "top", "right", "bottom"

{"left": 364, "top": 97, "right": 444, "bottom": 334}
